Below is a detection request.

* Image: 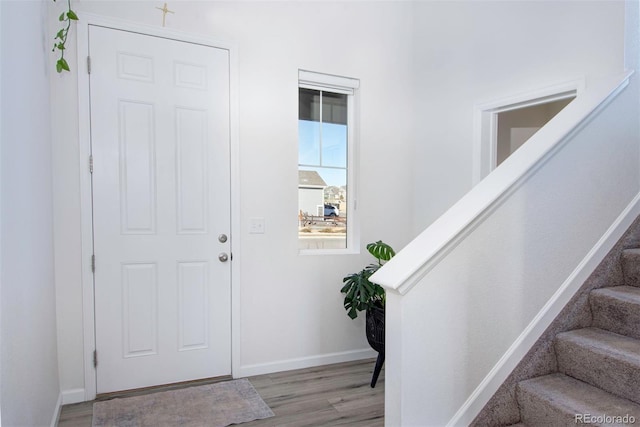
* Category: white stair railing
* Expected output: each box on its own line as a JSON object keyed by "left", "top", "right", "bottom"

{"left": 371, "top": 70, "right": 639, "bottom": 426}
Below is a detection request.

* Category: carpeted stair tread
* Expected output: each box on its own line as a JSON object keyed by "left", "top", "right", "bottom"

{"left": 621, "top": 248, "right": 640, "bottom": 287}
{"left": 517, "top": 373, "right": 640, "bottom": 426}
{"left": 590, "top": 286, "right": 640, "bottom": 340}
{"left": 556, "top": 327, "right": 640, "bottom": 404}
{"left": 506, "top": 248, "right": 640, "bottom": 425}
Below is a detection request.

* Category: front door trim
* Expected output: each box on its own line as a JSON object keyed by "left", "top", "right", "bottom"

{"left": 77, "top": 13, "right": 240, "bottom": 401}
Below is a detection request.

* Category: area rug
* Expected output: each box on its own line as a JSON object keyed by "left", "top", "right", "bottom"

{"left": 92, "top": 379, "right": 274, "bottom": 427}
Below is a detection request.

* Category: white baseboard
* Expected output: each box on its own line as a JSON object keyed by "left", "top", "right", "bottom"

{"left": 62, "top": 388, "right": 87, "bottom": 405}
{"left": 447, "top": 192, "right": 640, "bottom": 426}
{"left": 236, "top": 348, "right": 377, "bottom": 378}
{"left": 50, "top": 393, "right": 63, "bottom": 427}
{"left": 61, "top": 349, "right": 375, "bottom": 406}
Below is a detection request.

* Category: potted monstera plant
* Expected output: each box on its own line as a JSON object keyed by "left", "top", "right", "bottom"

{"left": 341, "top": 240, "right": 395, "bottom": 388}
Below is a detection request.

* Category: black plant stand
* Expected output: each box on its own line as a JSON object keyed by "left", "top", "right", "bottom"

{"left": 370, "top": 352, "right": 385, "bottom": 388}
{"left": 366, "top": 306, "right": 385, "bottom": 388}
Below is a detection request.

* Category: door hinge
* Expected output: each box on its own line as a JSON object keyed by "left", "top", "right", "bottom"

{"left": 87, "top": 56, "right": 91, "bottom": 74}
{"left": 93, "top": 350, "right": 98, "bottom": 368}
{"left": 89, "top": 155, "right": 94, "bottom": 174}
{"left": 91, "top": 254, "right": 96, "bottom": 273}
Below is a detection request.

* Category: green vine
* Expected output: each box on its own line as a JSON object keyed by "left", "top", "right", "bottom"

{"left": 52, "top": 0, "right": 78, "bottom": 73}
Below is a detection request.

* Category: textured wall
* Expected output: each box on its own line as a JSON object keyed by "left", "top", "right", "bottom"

{"left": 1, "top": 0, "right": 61, "bottom": 425}
{"left": 411, "top": 0, "right": 625, "bottom": 233}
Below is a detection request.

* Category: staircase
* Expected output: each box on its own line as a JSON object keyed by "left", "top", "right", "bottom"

{"left": 511, "top": 249, "right": 640, "bottom": 426}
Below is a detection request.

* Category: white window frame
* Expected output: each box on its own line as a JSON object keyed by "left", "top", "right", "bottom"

{"left": 298, "top": 70, "right": 360, "bottom": 255}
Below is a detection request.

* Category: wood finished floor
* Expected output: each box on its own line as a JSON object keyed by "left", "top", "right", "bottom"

{"left": 57, "top": 359, "right": 384, "bottom": 427}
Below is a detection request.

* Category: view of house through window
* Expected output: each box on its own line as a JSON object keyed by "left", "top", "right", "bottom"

{"left": 298, "top": 87, "right": 348, "bottom": 250}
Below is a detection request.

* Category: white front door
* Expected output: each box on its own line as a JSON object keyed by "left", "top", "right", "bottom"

{"left": 89, "top": 25, "right": 231, "bottom": 394}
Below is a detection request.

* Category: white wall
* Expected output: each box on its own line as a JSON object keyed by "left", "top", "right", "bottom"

{"left": 0, "top": 2, "right": 4, "bottom": 424}
{"left": 411, "top": 0, "right": 626, "bottom": 233}
{"left": 52, "top": 0, "right": 416, "bottom": 397}
{"left": 376, "top": 1, "right": 639, "bottom": 423}
{"left": 379, "top": 69, "right": 640, "bottom": 427}
{"left": 1, "top": 0, "right": 61, "bottom": 425}
{"left": 52, "top": 0, "right": 630, "bottom": 403}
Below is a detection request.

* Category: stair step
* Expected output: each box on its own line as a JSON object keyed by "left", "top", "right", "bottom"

{"left": 621, "top": 248, "right": 640, "bottom": 287}
{"left": 517, "top": 373, "right": 640, "bottom": 426}
{"left": 556, "top": 327, "right": 640, "bottom": 404}
{"left": 590, "top": 286, "right": 640, "bottom": 340}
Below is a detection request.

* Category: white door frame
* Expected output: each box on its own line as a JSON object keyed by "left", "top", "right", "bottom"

{"left": 77, "top": 13, "right": 240, "bottom": 401}
{"left": 472, "top": 79, "right": 584, "bottom": 185}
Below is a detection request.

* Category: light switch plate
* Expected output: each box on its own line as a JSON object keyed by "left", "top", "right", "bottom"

{"left": 249, "top": 217, "right": 265, "bottom": 234}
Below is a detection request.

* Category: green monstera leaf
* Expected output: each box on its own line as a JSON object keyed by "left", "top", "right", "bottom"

{"left": 367, "top": 240, "right": 396, "bottom": 264}
{"left": 340, "top": 241, "right": 395, "bottom": 319}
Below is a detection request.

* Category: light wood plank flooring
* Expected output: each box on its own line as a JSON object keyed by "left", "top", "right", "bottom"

{"left": 57, "top": 359, "right": 384, "bottom": 427}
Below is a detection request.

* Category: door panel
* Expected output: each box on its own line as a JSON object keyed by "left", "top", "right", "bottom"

{"left": 89, "top": 25, "right": 231, "bottom": 394}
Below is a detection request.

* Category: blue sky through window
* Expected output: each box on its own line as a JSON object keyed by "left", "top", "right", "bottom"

{"left": 298, "top": 120, "right": 347, "bottom": 187}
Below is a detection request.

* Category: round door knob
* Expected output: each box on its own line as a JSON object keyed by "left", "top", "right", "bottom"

{"left": 218, "top": 253, "right": 229, "bottom": 262}
{"left": 218, "top": 234, "right": 228, "bottom": 243}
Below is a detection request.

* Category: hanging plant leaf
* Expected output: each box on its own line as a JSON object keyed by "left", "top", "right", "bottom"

{"left": 52, "top": 0, "right": 77, "bottom": 73}
{"left": 57, "top": 58, "right": 70, "bottom": 72}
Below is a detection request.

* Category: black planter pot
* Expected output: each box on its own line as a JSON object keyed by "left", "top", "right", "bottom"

{"left": 366, "top": 305, "right": 385, "bottom": 388}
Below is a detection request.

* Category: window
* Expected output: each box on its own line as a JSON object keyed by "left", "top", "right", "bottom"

{"left": 298, "top": 70, "right": 359, "bottom": 252}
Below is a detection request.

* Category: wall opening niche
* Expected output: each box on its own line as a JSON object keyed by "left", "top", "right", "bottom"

{"left": 473, "top": 81, "right": 581, "bottom": 184}
{"left": 496, "top": 98, "right": 573, "bottom": 166}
